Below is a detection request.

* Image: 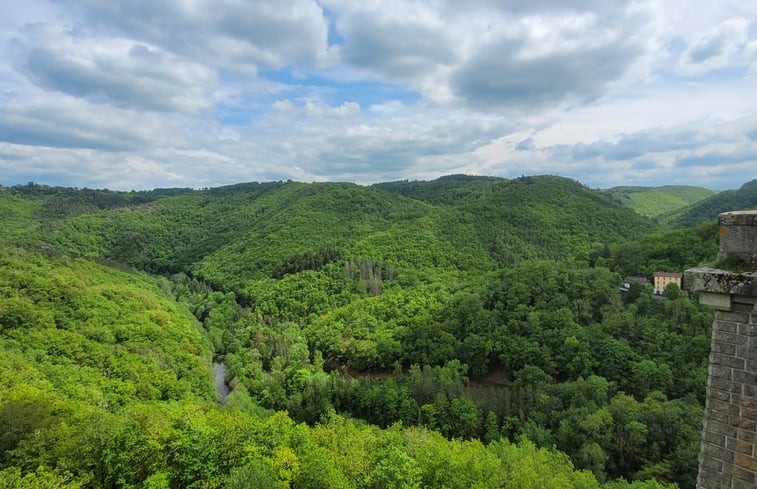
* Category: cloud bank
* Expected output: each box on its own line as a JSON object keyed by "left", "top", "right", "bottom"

{"left": 0, "top": 0, "right": 755, "bottom": 190}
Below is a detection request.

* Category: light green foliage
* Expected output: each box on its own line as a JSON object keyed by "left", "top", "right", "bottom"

{"left": 603, "top": 186, "right": 715, "bottom": 218}
{"left": 0, "top": 176, "right": 727, "bottom": 488}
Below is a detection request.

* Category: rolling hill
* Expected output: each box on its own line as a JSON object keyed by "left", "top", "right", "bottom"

{"left": 0, "top": 175, "right": 720, "bottom": 488}
{"left": 602, "top": 185, "right": 715, "bottom": 218}
{"left": 663, "top": 179, "right": 757, "bottom": 227}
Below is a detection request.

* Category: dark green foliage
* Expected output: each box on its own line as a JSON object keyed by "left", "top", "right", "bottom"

{"left": 600, "top": 220, "right": 718, "bottom": 277}
{"left": 664, "top": 179, "right": 757, "bottom": 227}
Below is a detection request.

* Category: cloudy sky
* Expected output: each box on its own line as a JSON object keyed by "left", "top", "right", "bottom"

{"left": 1, "top": 0, "right": 756, "bottom": 190}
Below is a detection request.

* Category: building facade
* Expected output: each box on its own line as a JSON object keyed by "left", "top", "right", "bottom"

{"left": 653, "top": 271, "right": 682, "bottom": 294}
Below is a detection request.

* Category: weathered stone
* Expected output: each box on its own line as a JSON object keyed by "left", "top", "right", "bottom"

{"left": 729, "top": 415, "right": 757, "bottom": 431}
{"left": 718, "top": 211, "right": 757, "bottom": 271}
{"left": 733, "top": 478, "right": 756, "bottom": 489}
{"left": 710, "top": 388, "right": 731, "bottom": 402}
{"left": 741, "top": 406, "right": 757, "bottom": 422}
{"left": 712, "top": 353, "right": 746, "bottom": 369}
{"left": 726, "top": 437, "right": 754, "bottom": 455}
{"left": 715, "top": 320, "right": 739, "bottom": 333}
{"left": 739, "top": 323, "right": 757, "bottom": 336}
{"left": 711, "top": 365, "right": 733, "bottom": 380}
{"left": 708, "top": 419, "right": 738, "bottom": 438}
{"left": 735, "top": 452, "right": 757, "bottom": 472}
{"left": 703, "top": 442, "right": 734, "bottom": 462}
{"left": 732, "top": 465, "right": 756, "bottom": 483}
{"left": 713, "top": 330, "right": 742, "bottom": 345}
{"left": 733, "top": 370, "right": 757, "bottom": 385}
{"left": 689, "top": 211, "right": 757, "bottom": 489}
{"left": 712, "top": 341, "right": 736, "bottom": 355}
{"left": 685, "top": 267, "right": 757, "bottom": 297}
{"left": 739, "top": 429, "right": 757, "bottom": 444}
{"left": 699, "top": 291, "right": 732, "bottom": 310}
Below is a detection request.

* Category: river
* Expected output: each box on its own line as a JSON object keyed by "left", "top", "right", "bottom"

{"left": 213, "top": 361, "right": 229, "bottom": 403}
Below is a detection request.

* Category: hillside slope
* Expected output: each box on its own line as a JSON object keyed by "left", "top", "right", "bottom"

{"left": 602, "top": 185, "right": 714, "bottom": 218}
{"left": 13, "top": 176, "right": 658, "bottom": 295}
{"left": 377, "top": 175, "right": 657, "bottom": 262}
{"left": 664, "top": 179, "right": 757, "bottom": 227}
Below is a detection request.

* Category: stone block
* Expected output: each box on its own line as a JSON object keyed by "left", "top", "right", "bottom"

{"left": 707, "top": 397, "right": 732, "bottom": 413}
{"left": 720, "top": 311, "right": 751, "bottom": 323}
{"left": 703, "top": 442, "right": 734, "bottom": 462}
{"left": 713, "top": 330, "right": 743, "bottom": 345}
{"left": 710, "top": 365, "right": 733, "bottom": 380}
{"left": 739, "top": 428, "right": 757, "bottom": 444}
{"left": 712, "top": 341, "right": 736, "bottom": 355}
{"left": 733, "top": 478, "right": 757, "bottom": 489}
{"left": 729, "top": 415, "right": 757, "bottom": 430}
{"left": 709, "top": 388, "right": 731, "bottom": 401}
{"left": 710, "top": 377, "right": 741, "bottom": 393}
{"left": 736, "top": 345, "right": 757, "bottom": 361}
{"left": 706, "top": 409, "right": 729, "bottom": 424}
{"left": 740, "top": 397, "right": 757, "bottom": 409}
{"left": 715, "top": 320, "right": 739, "bottom": 333}
{"left": 726, "top": 437, "right": 754, "bottom": 455}
{"left": 700, "top": 291, "right": 732, "bottom": 310}
{"left": 733, "top": 370, "right": 757, "bottom": 384}
{"left": 704, "top": 430, "right": 726, "bottom": 447}
{"left": 735, "top": 452, "right": 757, "bottom": 472}
{"left": 740, "top": 323, "right": 757, "bottom": 336}
{"left": 709, "top": 420, "right": 738, "bottom": 438}
{"left": 732, "top": 465, "right": 756, "bottom": 483}
{"left": 741, "top": 406, "right": 757, "bottom": 422}
{"left": 747, "top": 360, "right": 757, "bottom": 373}
{"left": 712, "top": 353, "right": 746, "bottom": 369}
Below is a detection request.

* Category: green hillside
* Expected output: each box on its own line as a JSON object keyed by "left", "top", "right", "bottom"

{"left": 0, "top": 175, "right": 723, "bottom": 488}
{"left": 30, "top": 176, "right": 656, "bottom": 291}
{"left": 3, "top": 252, "right": 654, "bottom": 489}
{"left": 602, "top": 185, "right": 714, "bottom": 218}
{"left": 664, "top": 179, "right": 757, "bottom": 227}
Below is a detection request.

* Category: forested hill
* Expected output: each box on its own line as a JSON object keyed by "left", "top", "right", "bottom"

{"left": 663, "top": 179, "right": 757, "bottom": 227}
{"left": 1, "top": 175, "right": 719, "bottom": 488}
{"left": 375, "top": 175, "right": 659, "bottom": 262}
{"left": 601, "top": 185, "right": 714, "bottom": 218}
{"left": 9, "top": 175, "right": 656, "bottom": 296}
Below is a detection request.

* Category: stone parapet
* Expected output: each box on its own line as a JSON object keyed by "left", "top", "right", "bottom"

{"left": 687, "top": 211, "right": 757, "bottom": 489}
{"left": 718, "top": 210, "right": 757, "bottom": 271}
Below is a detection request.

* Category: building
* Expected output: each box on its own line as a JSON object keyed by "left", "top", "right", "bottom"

{"left": 622, "top": 276, "right": 649, "bottom": 289}
{"left": 653, "top": 271, "right": 682, "bottom": 294}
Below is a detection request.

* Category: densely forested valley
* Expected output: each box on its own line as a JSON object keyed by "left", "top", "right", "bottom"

{"left": 2, "top": 174, "right": 754, "bottom": 488}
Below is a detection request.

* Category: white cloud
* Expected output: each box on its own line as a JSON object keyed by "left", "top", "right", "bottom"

{"left": 679, "top": 19, "right": 750, "bottom": 75}
{"left": 325, "top": 0, "right": 653, "bottom": 110}
{"left": 72, "top": 0, "right": 334, "bottom": 70}
{"left": 0, "top": 0, "right": 755, "bottom": 190}
{"left": 13, "top": 24, "right": 216, "bottom": 112}
{"left": 0, "top": 93, "right": 183, "bottom": 151}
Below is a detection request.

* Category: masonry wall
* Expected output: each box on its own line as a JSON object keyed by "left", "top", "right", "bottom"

{"left": 685, "top": 210, "right": 757, "bottom": 489}
{"left": 697, "top": 296, "right": 757, "bottom": 489}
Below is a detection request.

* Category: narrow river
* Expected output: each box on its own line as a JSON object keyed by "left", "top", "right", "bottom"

{"left": 213, "top": 361, "right": 229, "bottom": 403}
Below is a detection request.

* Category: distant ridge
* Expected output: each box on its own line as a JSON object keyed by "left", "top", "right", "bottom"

{"left": 664, "top": 179, "right": 757, "bottom": 227}
{"left": 603, "top": 185, "right": 715, "bottom": 218}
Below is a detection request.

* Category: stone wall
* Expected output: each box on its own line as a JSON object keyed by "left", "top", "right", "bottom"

{"left": 685, "top": 210, "right": 757, "bottom": 489}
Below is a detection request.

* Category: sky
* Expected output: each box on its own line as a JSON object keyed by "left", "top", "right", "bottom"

{"left": 1, "top": 0, "right": 756, "bottom": 191}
